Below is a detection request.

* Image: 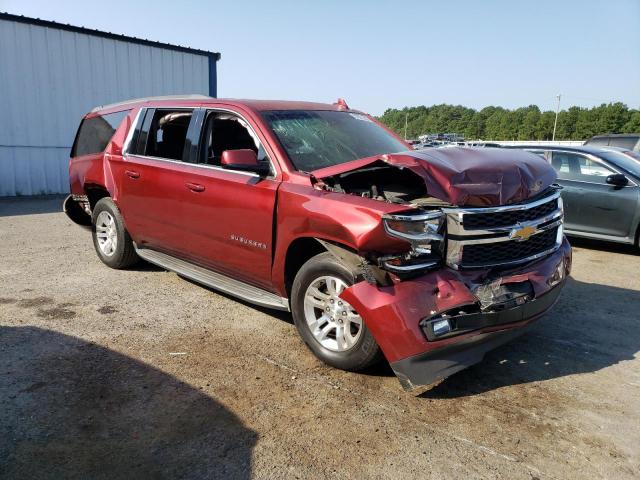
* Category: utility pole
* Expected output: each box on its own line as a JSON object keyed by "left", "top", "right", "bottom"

{"left": 552, "top": 94, "right": 561, "bottom": 141}
{"left": 404, "top": 112, "right": 408, "bottom": 141}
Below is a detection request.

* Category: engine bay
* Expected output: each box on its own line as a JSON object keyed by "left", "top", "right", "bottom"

{"left": 316, "top": 162, "right": 449, "bottom": 208}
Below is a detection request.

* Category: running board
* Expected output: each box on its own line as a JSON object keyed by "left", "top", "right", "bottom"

{"left": 135, "top": 247, "right": 290, "bottom": 311}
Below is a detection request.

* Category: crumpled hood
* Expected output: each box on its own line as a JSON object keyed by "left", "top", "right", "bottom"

{"left": 312, "top": 147, "right": 557, "bottom": 207}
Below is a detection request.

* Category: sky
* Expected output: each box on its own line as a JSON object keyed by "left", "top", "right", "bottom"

{"left": 2, "top": 0, "right": 639, "bottom": 116}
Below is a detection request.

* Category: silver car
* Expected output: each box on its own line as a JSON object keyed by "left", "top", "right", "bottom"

{"left": 508, "top": 145, "right": 640, "bottom": 248}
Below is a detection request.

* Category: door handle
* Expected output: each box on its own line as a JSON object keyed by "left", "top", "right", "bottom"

{"left": 125, "top": 170, "right": 140, "bottom": 179}
{"left": 186, "top": 182, "right": 205, "bottom": 192}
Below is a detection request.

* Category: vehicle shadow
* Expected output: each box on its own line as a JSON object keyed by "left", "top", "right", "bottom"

{"left": 0, "top": 326, "right": 257, "bottom": 479}
{"left": 568, "top": 236, "right": 638, "bottom": 255}
{"left": 421, "top": 276, "right": 640, "bottom": 398}
{"left": 0, "top": 195, "right": 67, "bottom": 217}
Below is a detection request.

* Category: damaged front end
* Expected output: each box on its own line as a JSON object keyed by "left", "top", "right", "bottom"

{"left": 310, "top": 147, "right": 571, "bottom": 390}
{"left": 340, "top": 240, "right": 571, "bottom": 391}
{"left": 311, "top": 147, "right": 560, "bottom": 278}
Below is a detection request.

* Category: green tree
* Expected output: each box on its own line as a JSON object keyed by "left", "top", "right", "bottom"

{"left": 536, "top": 111, "right": 556, "bottom": 140}
{"left": 594, "top": 102, "right": 630, "bottom": 134}
{"left": 518, "top": 106, "right": 541, "bottom": 140}
{"left": 377, "top": 102, "right": 639, "bottom": 141}
{"left": 623, "top": 112, "right": 640, "bottom": 133}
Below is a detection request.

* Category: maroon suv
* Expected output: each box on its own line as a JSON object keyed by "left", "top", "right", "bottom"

{"left": 65, "top": 95, "right": 571, "bottom": 390}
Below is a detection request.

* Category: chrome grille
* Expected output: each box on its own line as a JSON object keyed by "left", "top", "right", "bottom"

{"left": 461, "top": 227, "right": 559, "bottom": 267}
{"left": 462, "top": 198, "right": 558, "bottom": 230}
{"left": 444, "top": 189, "right": 563, "bottom": 269}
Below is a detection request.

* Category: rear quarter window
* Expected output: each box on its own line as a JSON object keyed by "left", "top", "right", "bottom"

{"left": 71, "top": 110, "right": 129, "bottom": 157}
{"left": 585, "top": 137, "right": 609, "bottom": 146}
{"left": 607, "top": 137, "right": 640, "bottom": 150}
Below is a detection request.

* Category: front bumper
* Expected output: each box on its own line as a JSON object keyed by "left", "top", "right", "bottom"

{"left": 340, "top": 237, "right": 571, "bottom": 390}
{"left": 389, "top": 281, "right": 563, "bottom": 389}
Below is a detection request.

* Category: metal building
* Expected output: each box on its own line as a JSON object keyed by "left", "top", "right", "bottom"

{"left": 0, "top": 12, "right": 220, "bottom": 196}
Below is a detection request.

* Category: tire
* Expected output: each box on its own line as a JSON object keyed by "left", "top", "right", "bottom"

{"left": 291, "top": 252, "right": 383, "bottom": 371}
{"left": 91, "top": 197, "right": 139, "bottom": 269}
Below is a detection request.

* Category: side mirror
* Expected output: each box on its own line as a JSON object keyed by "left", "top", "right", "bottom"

{"left": 606, "top": 173, "right": 628, "bottom": 187}
{"left": 221, "top": 149, "right": 269, "bottom": 176}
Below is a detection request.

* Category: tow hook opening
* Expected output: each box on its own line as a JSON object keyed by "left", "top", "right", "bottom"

{"left": 421, "top": 281, "right": 535, "bottom": 341}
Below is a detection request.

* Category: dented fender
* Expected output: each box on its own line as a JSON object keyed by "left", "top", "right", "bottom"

{"left": 339, "top": 238, "right": 572, "bottom": 389}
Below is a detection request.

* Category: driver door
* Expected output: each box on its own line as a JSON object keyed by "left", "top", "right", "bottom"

{"left": 176, "top": 108, "right": 280, "bottom": 290}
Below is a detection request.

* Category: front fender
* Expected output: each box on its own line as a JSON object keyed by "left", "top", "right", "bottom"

{"left": 271, "top": 183, "right": 409, "bottom": 294}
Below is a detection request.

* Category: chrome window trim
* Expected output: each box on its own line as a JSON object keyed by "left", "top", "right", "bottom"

{"left": 124, "top": 153, "right": 261, "bottom": 178}
{"left": 554, "top": 176, "right": 638, "bottom": 188}
{"left": 122, "top": 105, "right": 275, "bottom": 178}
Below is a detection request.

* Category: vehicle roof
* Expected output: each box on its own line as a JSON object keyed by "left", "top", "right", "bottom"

{"left": 589, "top": 133, "right": 640, "bottom": 138}
{"left": 503, "top": 144, "right": 628, "bottom": 155}
{"left": 90, "top": 95, "right": 351, "bottom": 115}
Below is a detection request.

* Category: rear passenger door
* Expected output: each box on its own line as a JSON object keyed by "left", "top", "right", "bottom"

{"left": 119, "top": 107, "right": 200, "bottom": 255}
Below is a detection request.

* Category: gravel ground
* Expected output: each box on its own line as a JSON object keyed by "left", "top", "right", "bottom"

{"left": 1, "top": 195, "right": 639, "bottom": 480}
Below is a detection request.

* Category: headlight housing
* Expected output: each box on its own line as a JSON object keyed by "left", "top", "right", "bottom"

{"left": 381, "top": 210, "right": 445, "bottom": 274}
{"left": 382, "top": 210, "right": 444, "bottom": 245}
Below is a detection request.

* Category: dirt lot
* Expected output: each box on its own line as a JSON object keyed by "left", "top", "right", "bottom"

{"left": 1, "top": 195, "right": 639, "bottom": 479}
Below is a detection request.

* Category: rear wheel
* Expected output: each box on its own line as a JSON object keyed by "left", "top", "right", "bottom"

{"left": 291, "top": 252, "right": 382, "bottom": 371}
{"left": 91, "top": 198, "right": 139, "bottom": 269}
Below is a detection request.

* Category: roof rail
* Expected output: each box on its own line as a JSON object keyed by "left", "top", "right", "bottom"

{"left": 91, "top": 94, "right": 213, "bottom": 112}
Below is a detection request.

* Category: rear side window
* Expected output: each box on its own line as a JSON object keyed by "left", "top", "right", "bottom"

{"left": 131, "top": 109, "right": 193, "bottom": 161}
{"left": 585, "top": 137, "right": 609, "bottom": 146}
{"left": 71, "top": 110, "right": 129, "bottom": 157}
{"left": 607, "top": 136, "right": 640, "bottom": 150}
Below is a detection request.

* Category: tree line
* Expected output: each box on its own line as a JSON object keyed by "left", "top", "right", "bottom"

{"left": 378, "top": 103, "right": 640, "bottom": 141}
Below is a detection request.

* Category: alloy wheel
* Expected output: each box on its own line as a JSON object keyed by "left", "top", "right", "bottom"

{"left": 95, "top": 211, "right": 118, "bottom": 256}
{"left": 303, "top": 275, "right": 363, "bottom": 352}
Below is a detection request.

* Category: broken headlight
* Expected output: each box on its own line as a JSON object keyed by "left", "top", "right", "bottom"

{"left": 383, "top": 210, "right": 444, "bottom": 244}
{"left": 381, "top": 210, "right": 445, "bottom": 273}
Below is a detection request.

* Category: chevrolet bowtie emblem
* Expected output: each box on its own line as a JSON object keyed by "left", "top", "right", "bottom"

{"left": 509, "top": 224, "right": 537, "bottom": 242}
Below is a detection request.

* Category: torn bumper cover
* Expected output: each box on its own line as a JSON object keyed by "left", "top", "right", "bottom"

{"left": 63, "top": 194, "right": 92, "bottom": 228}
{"left": 339, "top": 237, "right": 571, "bottom": 390}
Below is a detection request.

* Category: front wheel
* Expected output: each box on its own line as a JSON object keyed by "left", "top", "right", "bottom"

{"left": 291, "top": 252, "right": 382, "bottom": 371}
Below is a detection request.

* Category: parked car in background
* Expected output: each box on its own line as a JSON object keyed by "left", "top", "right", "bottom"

{"left": 506, "top": 145, "right": 640, "bottom": 247}
{"left": 585, "top": 134, "right": 640, "bottom": 152}
{"left": 65, "top": 96, "right": 570, "bottom": 391}
{"left": 464, "top": 142, "right": 502, "bottom": 148}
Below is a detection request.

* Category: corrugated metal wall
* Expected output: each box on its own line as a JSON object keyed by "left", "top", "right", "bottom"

{"left": 0, "top": 17, "right": 213, "bottom": 195}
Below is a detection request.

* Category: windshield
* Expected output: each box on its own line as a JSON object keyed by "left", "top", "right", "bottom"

{"left": 600, "top": 150, "right": 640, "bottom": 178}
{"left": 262, "top": 110, "right": 409, "bottom": 171}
